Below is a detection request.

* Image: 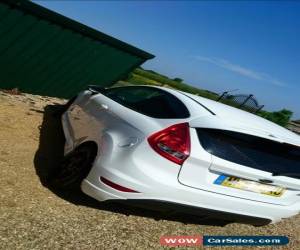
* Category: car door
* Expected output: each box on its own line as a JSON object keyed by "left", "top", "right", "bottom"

{"left": 63, "top": 90, "right": 95, "bottom": 150}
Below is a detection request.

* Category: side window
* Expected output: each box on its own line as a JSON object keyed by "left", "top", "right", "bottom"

{"left": 104, "top": 86, "right": 190, "bottom": 119}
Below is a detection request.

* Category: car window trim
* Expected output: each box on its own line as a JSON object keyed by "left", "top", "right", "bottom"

{"left": 102, "top": 86, "right": 191, "bottom": 119}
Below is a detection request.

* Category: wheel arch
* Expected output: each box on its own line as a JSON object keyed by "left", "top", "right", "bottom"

{"left": 75, "top": 140, "right": 98, "bottom": 158}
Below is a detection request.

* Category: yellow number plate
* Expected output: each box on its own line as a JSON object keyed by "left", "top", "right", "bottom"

{"left": 214, "top": 175, "right": 285, "bottom": 197}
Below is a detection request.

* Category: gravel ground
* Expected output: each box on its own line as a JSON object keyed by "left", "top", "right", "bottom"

{"left": 0, "top": 90, "right": 299, "bottom": 250}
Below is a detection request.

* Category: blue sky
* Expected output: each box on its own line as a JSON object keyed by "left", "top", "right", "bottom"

{"left": 34, "top": 1, "right": 300, "bottom": 119}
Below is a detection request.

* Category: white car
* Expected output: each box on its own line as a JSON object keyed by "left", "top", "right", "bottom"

{"left": 55, "top": 85, "right": 300, "bottom": 226}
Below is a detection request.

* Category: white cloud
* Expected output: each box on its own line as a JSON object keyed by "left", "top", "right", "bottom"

{"left": 193, "top": 56, "right": 286, "bottom": 87}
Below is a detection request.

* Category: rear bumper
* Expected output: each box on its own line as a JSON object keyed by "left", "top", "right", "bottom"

{"left": 81, "top": 180, "right": 271, "bottom": 226}
{"left": 81, "top": 178, "right": 299, "bottom": 225}
{"left": 110, "top": 199, "right": 271, "bottom": 226}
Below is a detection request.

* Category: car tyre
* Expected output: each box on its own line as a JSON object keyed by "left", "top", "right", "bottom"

{"left": 50, "top": 144, "right": 97, "bottom": 190}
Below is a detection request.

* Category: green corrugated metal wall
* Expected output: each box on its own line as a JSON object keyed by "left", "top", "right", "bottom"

{"left": 0, "top": 0, "right": 154, "bottom": 98}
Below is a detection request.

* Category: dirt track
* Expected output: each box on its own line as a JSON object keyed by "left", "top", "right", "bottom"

{"left": 0, "top": 91, "right": 299, "bottom": 249}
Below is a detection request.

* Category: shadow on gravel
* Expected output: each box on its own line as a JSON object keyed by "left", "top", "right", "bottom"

{"left": 34, "top": 104, "right": 229, "bottom": 227}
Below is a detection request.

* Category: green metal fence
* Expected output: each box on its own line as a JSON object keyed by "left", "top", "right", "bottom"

{"left": 0, "top": 0, "right": 154, "bottom": 98}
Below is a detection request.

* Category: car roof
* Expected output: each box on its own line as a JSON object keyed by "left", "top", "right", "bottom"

{"left": 152, "top": 86, "right": 300, "bottom": 146}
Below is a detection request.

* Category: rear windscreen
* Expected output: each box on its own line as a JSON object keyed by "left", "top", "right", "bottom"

{"left": 196, "top": 128, "right": 300, "bottom": 178}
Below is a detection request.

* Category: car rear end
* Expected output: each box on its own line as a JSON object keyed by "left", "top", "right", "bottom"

{"left": 145, "top": 122, "right": 300, "bottom": 224}
{"left": 178, "top": 124, "right": 300, "bottom": 223}
{"left": 82, "top": 117, "right": 300, "bottom": 225}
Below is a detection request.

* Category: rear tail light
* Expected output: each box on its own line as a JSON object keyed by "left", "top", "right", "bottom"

{"left": 148, "top": 123, "right": 190, "bottom": 165}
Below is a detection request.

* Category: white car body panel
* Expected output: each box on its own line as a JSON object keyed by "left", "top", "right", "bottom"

{"left": 61, "top": 85, "right": 300, "bottom": 224}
